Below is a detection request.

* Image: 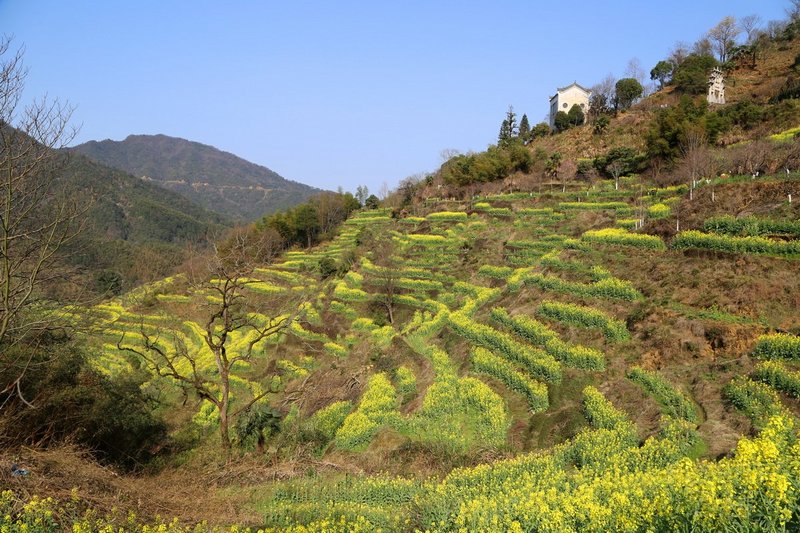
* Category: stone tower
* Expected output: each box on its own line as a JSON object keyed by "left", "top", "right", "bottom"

{"left": 707, "top": 68, "right": 725, "bottom": 105}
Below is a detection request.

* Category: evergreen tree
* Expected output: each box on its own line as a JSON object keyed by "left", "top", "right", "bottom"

{"left": 567, "top": 104, "right": 585, "bottom": 127}
{"left": 519, "top": 113, "right": 531, "bottom": 143}
{"left": 498, "top": 105, "right": 518, "bottom": 144}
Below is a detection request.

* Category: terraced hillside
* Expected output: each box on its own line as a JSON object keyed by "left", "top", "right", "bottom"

{"left": 36, "top": 167, "right": 799, "bottom": 531}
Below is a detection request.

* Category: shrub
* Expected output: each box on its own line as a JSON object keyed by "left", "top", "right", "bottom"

{"left": 0, "top": 340, "right": 166, "bottom": 470}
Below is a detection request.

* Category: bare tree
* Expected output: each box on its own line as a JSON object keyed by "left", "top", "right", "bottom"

{"left": 707, "top": 16, "right": 741, "bottom": 63}
{"left": 607, "top": 160, "right": 625, "bottom": 191}
{"left": 119, "top": 239, "right": 300, "bottom": 453}
{"left": 787, "top": 0, "right": 800, "bottom": 21}
{"left": 0, "top": 37, "right": 84, "bottom": 403}
{"left": 739, "top": 14, "right": 765, "bottom": 68}
{"left": 669, "top": 41, "right": 691, "bottom": 67}
{"left": 680, "top": 126, "right": 711, "bottom": 184}
{"left": 740, "top": 14, "right": 763, "bottom": 43}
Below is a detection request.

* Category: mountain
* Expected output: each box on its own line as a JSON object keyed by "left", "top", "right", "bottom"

{"left": 60, "top": 151, "right": 231, "bottom": 293}
{"left": 71, "top": 134, "right": 320, "bottom": 221}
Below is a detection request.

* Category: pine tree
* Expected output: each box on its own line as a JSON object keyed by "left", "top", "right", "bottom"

{"left": 519, "top": 114, "right": 531, "bottom": 144}
{"left": 498, "top": 105, "right": 518, "bottom": 144}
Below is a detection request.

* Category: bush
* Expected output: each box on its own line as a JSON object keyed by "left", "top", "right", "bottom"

{"left": 0, "top": 339, "right": 167, "bottom": 470}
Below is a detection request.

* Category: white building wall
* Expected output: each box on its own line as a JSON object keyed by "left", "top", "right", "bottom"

{"left": 549, "top": 84, "right": 591, "bottom": 129}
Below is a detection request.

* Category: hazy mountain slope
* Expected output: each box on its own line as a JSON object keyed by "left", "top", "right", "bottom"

{"left": 72, "top": 134, "right": 321, "bottom": 221}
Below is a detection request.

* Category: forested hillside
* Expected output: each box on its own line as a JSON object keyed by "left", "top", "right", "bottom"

{"left": 72, "top": 134, "right": 321, "bottom": 221}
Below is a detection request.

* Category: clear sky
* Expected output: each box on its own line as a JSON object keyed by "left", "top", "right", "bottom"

{"left": 0, "top": 1, "right": 790, "bottom": 193}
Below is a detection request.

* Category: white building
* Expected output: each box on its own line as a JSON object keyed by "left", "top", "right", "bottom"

{"left": 707, "top": 68, "right": 725, "bottom": 105}
{"left": 549, "top": 82, "right": 591, "bottom": 129}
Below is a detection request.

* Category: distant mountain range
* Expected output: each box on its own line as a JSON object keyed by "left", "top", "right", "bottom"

{"left": 72, "top": 134, "right": 320, "bottom": 221}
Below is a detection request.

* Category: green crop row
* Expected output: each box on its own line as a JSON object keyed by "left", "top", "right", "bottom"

{"left": 537, "top": 300, "right": 630, "bottom": 341}
{"left": 581, "top": 386, "right": 631, "bottom": 430}
{"left": 582, "top": 228, "right": 666, "bottom": 250}
{"left": 426, "top": 211, "right": 469, "bottom": 222}
{"left": 309, "top": 400, "right": 353, "bottom": 439}
{"left": 447, "top": 312, "right": 562, "bottom": 384}
{"left": 626, "top": 367, "right": 698, "bottom": 422}
{"left": 647, "top": 203, "right": 671, "bottom": 219}
{"left": 490, "top": 308, "right": 605, "bottom": 371}
{"left": 471, "top": 347, "right": 548, "bottom": 412}
{"left": 752, "top": 360, "right": 800, "bottom": 398}
{"left": 334, "top": 373, "right": 399, "bottom": 451}
{"left": 672, "top": 230, "right": 800, "bottom": 257}
{"left": 524, "top": 272, "right": 642, "bottom": 301}
{"left": 723, "top": 377, "right": 785, "bottom": 429}
{"left": 753, "top": 333, "right": 800, "bottom": 360}
{"left": 477, "top": 265, "right": 514, "bottom": 280}
{"left": 559, "top": 201, "right": 630, "bottom": 211}
{"left": 703, "top": 215, "right": 800, "bottom": 238}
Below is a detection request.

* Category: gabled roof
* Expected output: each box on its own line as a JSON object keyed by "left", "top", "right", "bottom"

{"left": 550, "top": 82, "right": 592, "bottom": 101}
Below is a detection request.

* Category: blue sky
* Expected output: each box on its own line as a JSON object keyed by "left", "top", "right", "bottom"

{"left": 0, "top": 1, "right": 789, "bottom": 193}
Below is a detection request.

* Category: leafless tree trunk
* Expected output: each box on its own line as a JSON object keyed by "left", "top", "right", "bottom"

{"left": 0, "top": 37, "right": 85, "bottom": 404}
{"left": 119, "top": 237, "right": 299, "bottom": 453}
{"left": 707, "top": 16, "right": 741, "bottom": 63}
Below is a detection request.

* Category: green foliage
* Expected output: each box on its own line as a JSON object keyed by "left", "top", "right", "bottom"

{"left": 627, "top": 367, "right": 698, "bottom": 422}
{"left": 0, "top": 339, "right": 166, "bottom": 470}
{"left": 259, "top": 191, "right": 360, "bottom": 249}
{"left": 614, "top": 78, "right": 644, "bottom": 111}
{"left": 234, "top": 403, "right": 281, "bottom": 451}
{"left": 537, "top": 300, "right": 630, "bottom": 341}
{"left": 672, "top": 230, "right": 800, "bottom": 257}
{"left": 703, "top": 216, "right": 800, "bottom": 238}
{"left": 593, "top": 147, "right": 647, "bottom": 178}
{"left": 518, "top": 113, "right": 531, "bottom": 143}
{"left": 753, "top": 333, "right": 800, "bottom": 360}
{"left": 645, "top": 95, "right": 711, "bottom": 162}
{"left": 490, "top": 307, "right": 605, "bottom": 371}
{"left": 650, "top": 60, "right": 674, "bottom": 89}
{"left": 567, "top": 104, "right": 585, "bottom": 128}
{"left": 447, "top": 311, "right": 562, "bottom": 384}
{"left": 530, "top": 122, "right": 551, "bottom": 138}
{"left": 752, "top": 360, "right": 800, "bottom": 398}
{"left": 593, "top": 115, "right": 610, "bottom": 135}
{"left": 440, "top": 143, "right": 533, "bottom": 186}
{"left": 553, "top": 110, "right": 570, "bottom": 133}
{"left": 498, "top": 105, "right": 518, "bottom": 145}
{"left": 582, "top": 228, "right": 666, "bottom": 250}
{"left": 672, "top": 54, "right": 718, "bottom": 95}
{"left": 723, "top": 377, "right": 785, "bottom": 428}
